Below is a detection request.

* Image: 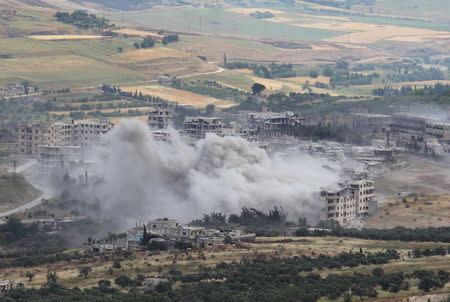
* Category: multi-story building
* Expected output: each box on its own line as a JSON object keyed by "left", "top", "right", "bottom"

{"left": 50, "top": 118, "right": 113, "bottom": 147}
{"left": 248, "top": 111, "right": 304, "bottom": 137}
{"left": 17, "top": 122, "right": 52, "bottom": 155}
{"left": 391, "top": 113, "right": 450, "bottom": 154}
{"left": 18, "top": 119, "right": 113, "bottom": 156}
{"left": 148, "top": 108, "right": 173, "bottom": 130}
{"left": 184, "top": 117, "right": 222, "bottom": 139}
{"left": 321, "top": 179, "right": 376, "bottom": 226}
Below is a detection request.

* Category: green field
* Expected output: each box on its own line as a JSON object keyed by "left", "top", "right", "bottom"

{"left": 108, "top": 7, "right": 343, "bottom": 41}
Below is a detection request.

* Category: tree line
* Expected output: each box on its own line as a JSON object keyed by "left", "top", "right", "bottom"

{"left": 225, "top": 62, "right": 296, "bottom": 79}
{"left": 54, "top": 10, "right": 113, "bottom": 29}
{"left": 296, "top": 226, "right": 450, "bottom": 243}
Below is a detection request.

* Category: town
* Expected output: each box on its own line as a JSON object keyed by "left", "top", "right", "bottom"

{"left": 0, "top": 0, "right": 450, "bottom": 301}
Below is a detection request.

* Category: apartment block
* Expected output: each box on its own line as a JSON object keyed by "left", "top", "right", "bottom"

{"left": 321, "top": 179, "right": 376, "bottom": 226}
{"left": 184, "top": 117, "right": 222, "bottom": 138}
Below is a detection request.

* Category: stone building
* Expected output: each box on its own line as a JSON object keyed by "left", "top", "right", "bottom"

{"left": 321, "top": 179, "right": 376, "bottom": 226}
{"left": 184, "top": 117, "right": 222, "bottom": 138}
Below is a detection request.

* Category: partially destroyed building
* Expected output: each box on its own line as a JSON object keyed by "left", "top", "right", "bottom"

{"left": 184, "top": 117, "right": 222, "bottom": 139}
{"left": 139, "top": 217, "right": 255, "bottom": 249}
{"left": 321, "top": 179, "right": 376, "bottom": 226}
{"left": 391, "top": 114, "right": 450, "bottom": 154}
{"left": 148, "top": 108, "right": 173, "bottom": 130}
{"left": 248, "top": 111, "right": 304, "bottom": 137}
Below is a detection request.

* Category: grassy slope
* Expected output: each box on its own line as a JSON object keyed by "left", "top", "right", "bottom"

{"left": 107, "top": 7, "right": 344, "bottom": 41}
{"left": 0, "top": 174, "right": 40, "bottom": 210}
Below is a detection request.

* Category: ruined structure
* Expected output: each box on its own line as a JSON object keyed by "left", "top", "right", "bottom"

{"left": 391, "top": 114, "right": 450, "bottom": 154}
{"left": 184, "top": 117, "right": 223, "bottom": 139}
{"left": 248, "top": 111, "right": 304, "bottom": 137}
{"left": 148, "top": 108, "right": 173, "bottom": 130}
{"left": 321, "top": 179, "right": 376, "bottom": 226}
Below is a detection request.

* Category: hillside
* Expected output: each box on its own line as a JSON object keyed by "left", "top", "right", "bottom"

{"left": 365, "top": 194, "right": 450, "bottom": 229}
{"left": 0, "top": 174, "right": 40, "bottom": 212}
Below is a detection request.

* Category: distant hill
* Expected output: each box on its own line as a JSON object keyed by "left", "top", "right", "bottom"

{"left": 70, "top": 0, "right": 192, "bottom": 10}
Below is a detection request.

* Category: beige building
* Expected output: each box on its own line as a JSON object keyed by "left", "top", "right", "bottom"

{"left": 50, "top": 118, "right": 113, "bottom": 147}
{"left": 148, "top": 108, "right": 173, "bottom": 130}
{"left": 17, "top": 122, "right": 52, "bottom": 155}
{"left": 184, "top": 117, "right": 222, "bottom": 138}
{"left": 321, "top": 179, "right": 376, "bottom": 226}
{"left": 18, "top": 119, "right": 112, "bottom": 155}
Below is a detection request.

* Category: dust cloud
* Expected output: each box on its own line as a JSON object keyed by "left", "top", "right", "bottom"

{"left": 88, "top": 120, "right": 341, "bottom": 225}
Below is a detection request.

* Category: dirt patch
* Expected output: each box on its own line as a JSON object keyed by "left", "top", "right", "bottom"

{"left": 285, "top": 75, "right": 330, "bottom": 85}
{"left": 117, "top": 48, "right": 190, "bottom": 63}
{"left": 27, "top": 35, "right": 105, "bottom": 40}
{"left": 113, "top": 29, "right": 163, "bottom": 38}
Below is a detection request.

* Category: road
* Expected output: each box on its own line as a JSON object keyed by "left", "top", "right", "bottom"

{"left": 1, "top": 159, "right": 51, "bottom": 218}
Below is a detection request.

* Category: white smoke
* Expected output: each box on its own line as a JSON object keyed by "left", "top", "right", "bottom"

{"left": 88, "top": 120, "right": 341, "bottom": 225}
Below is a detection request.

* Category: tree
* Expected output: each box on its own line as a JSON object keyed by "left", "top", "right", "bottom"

{"left": 79, "top": 266, "right": 92, "bottom": 279}
{"left": 113, "top": 259, "right": 121, "bottom": 269}
{"left": 133, "top": 42, "right": 140, "bottom": 49}
{"left": 98, "top": 280, "right": 111, "bottom": 288}
{"left": 115, "top": 275, "right": 133, "bottom": 288}
{"left": 251, "top": 83, "right": 266, "bottom": 95}
{"left": 25, "top": 272, "right": 35, "bottom": 282}
{"left": 141, "top": 36, "right": 155, "bottom": 48}
{"left": 309, "top": 70, "right": 319, "bottom": 78}
{"left": 223, "top": 52, "right": 227, "bottom": 67}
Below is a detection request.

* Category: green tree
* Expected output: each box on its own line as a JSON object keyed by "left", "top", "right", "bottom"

{"left": 309, "top": 70, "right": 319, "bottom": 78}
{"left": 251, "top": 83, "right": 266, "bottom": 95}
{"left": 25, "top": 272, "right": 35, "bottom": 282}
{"left": 79, "top": 266, "right": 91, "bottom": 279}
{"left": 141, "top": 36, "right": 155, "bottom": 48}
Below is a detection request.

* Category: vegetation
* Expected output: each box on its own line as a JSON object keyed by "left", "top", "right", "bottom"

{"left": 296, "top": 226, "right": 450, "bottom": 243}
{"left": 54, "top": 11, "right": 113, "bottom": 29}
{"left": 162, "top": 34, "right": 180, "bottom": 45}
{"left": 226, "top": 62, "right": 296, "bottom": 79}
{"left": 4, "top": 256, "right": 447, "bottom": 302}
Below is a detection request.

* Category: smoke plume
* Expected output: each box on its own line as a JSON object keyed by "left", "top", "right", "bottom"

{"left": 88, "top": 120, "right": 340, "bottom": 225}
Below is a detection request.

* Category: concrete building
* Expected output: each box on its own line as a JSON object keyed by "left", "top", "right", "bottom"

{"left": 248, "top": 111, "right": 304, "bottom": 137}
{"left": 18, "top": 119, "right": 112, "bottom": 156}
{"left": 184, "top": 117, "right": 222, "bottom": 138}
{"left": 0, "top": 280, "right": 14, "bottom": 297}
{"left": 38, "top": 145, "right": 81, "bottom": 165}
{"left": 321, "top": 179, "right": 376, "bottom": 226}
{"left": 148, "top": 108, "right": 173, "bottom": 130}
{"left": 391, "top": 113, "right": 450, "bottom": 154}
{"left": 50, "top": 118, "right": 113, "bottom": 147}
{"left": 17, "top": 122, "right": 52, "bottom": 155}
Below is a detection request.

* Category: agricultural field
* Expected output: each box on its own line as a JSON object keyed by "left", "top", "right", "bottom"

{"left": 121, "top": 85, "right": 235, "bottom": 108}
{"left": 2, "top": 235, "right": 449, "bottom": 294}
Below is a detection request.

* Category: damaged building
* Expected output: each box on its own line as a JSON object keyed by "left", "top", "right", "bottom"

{"left": 183, "top": 117, "right": 223, "bottom": 139}
{"left": 321, "top": 179, "right": 376, "bottom": 227}
{"left": 130, "top": 218, "right": 255, "bottom": 249}
{"left": 248, "top": 111, "right": 304, "bottom": 137}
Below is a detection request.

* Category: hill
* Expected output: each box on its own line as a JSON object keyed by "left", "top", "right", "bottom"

{"left": 0, "top": 174, "right": 40, "bottom": 212}
{"left": 364, "top": 194, "right": 450, "bottom": 229}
